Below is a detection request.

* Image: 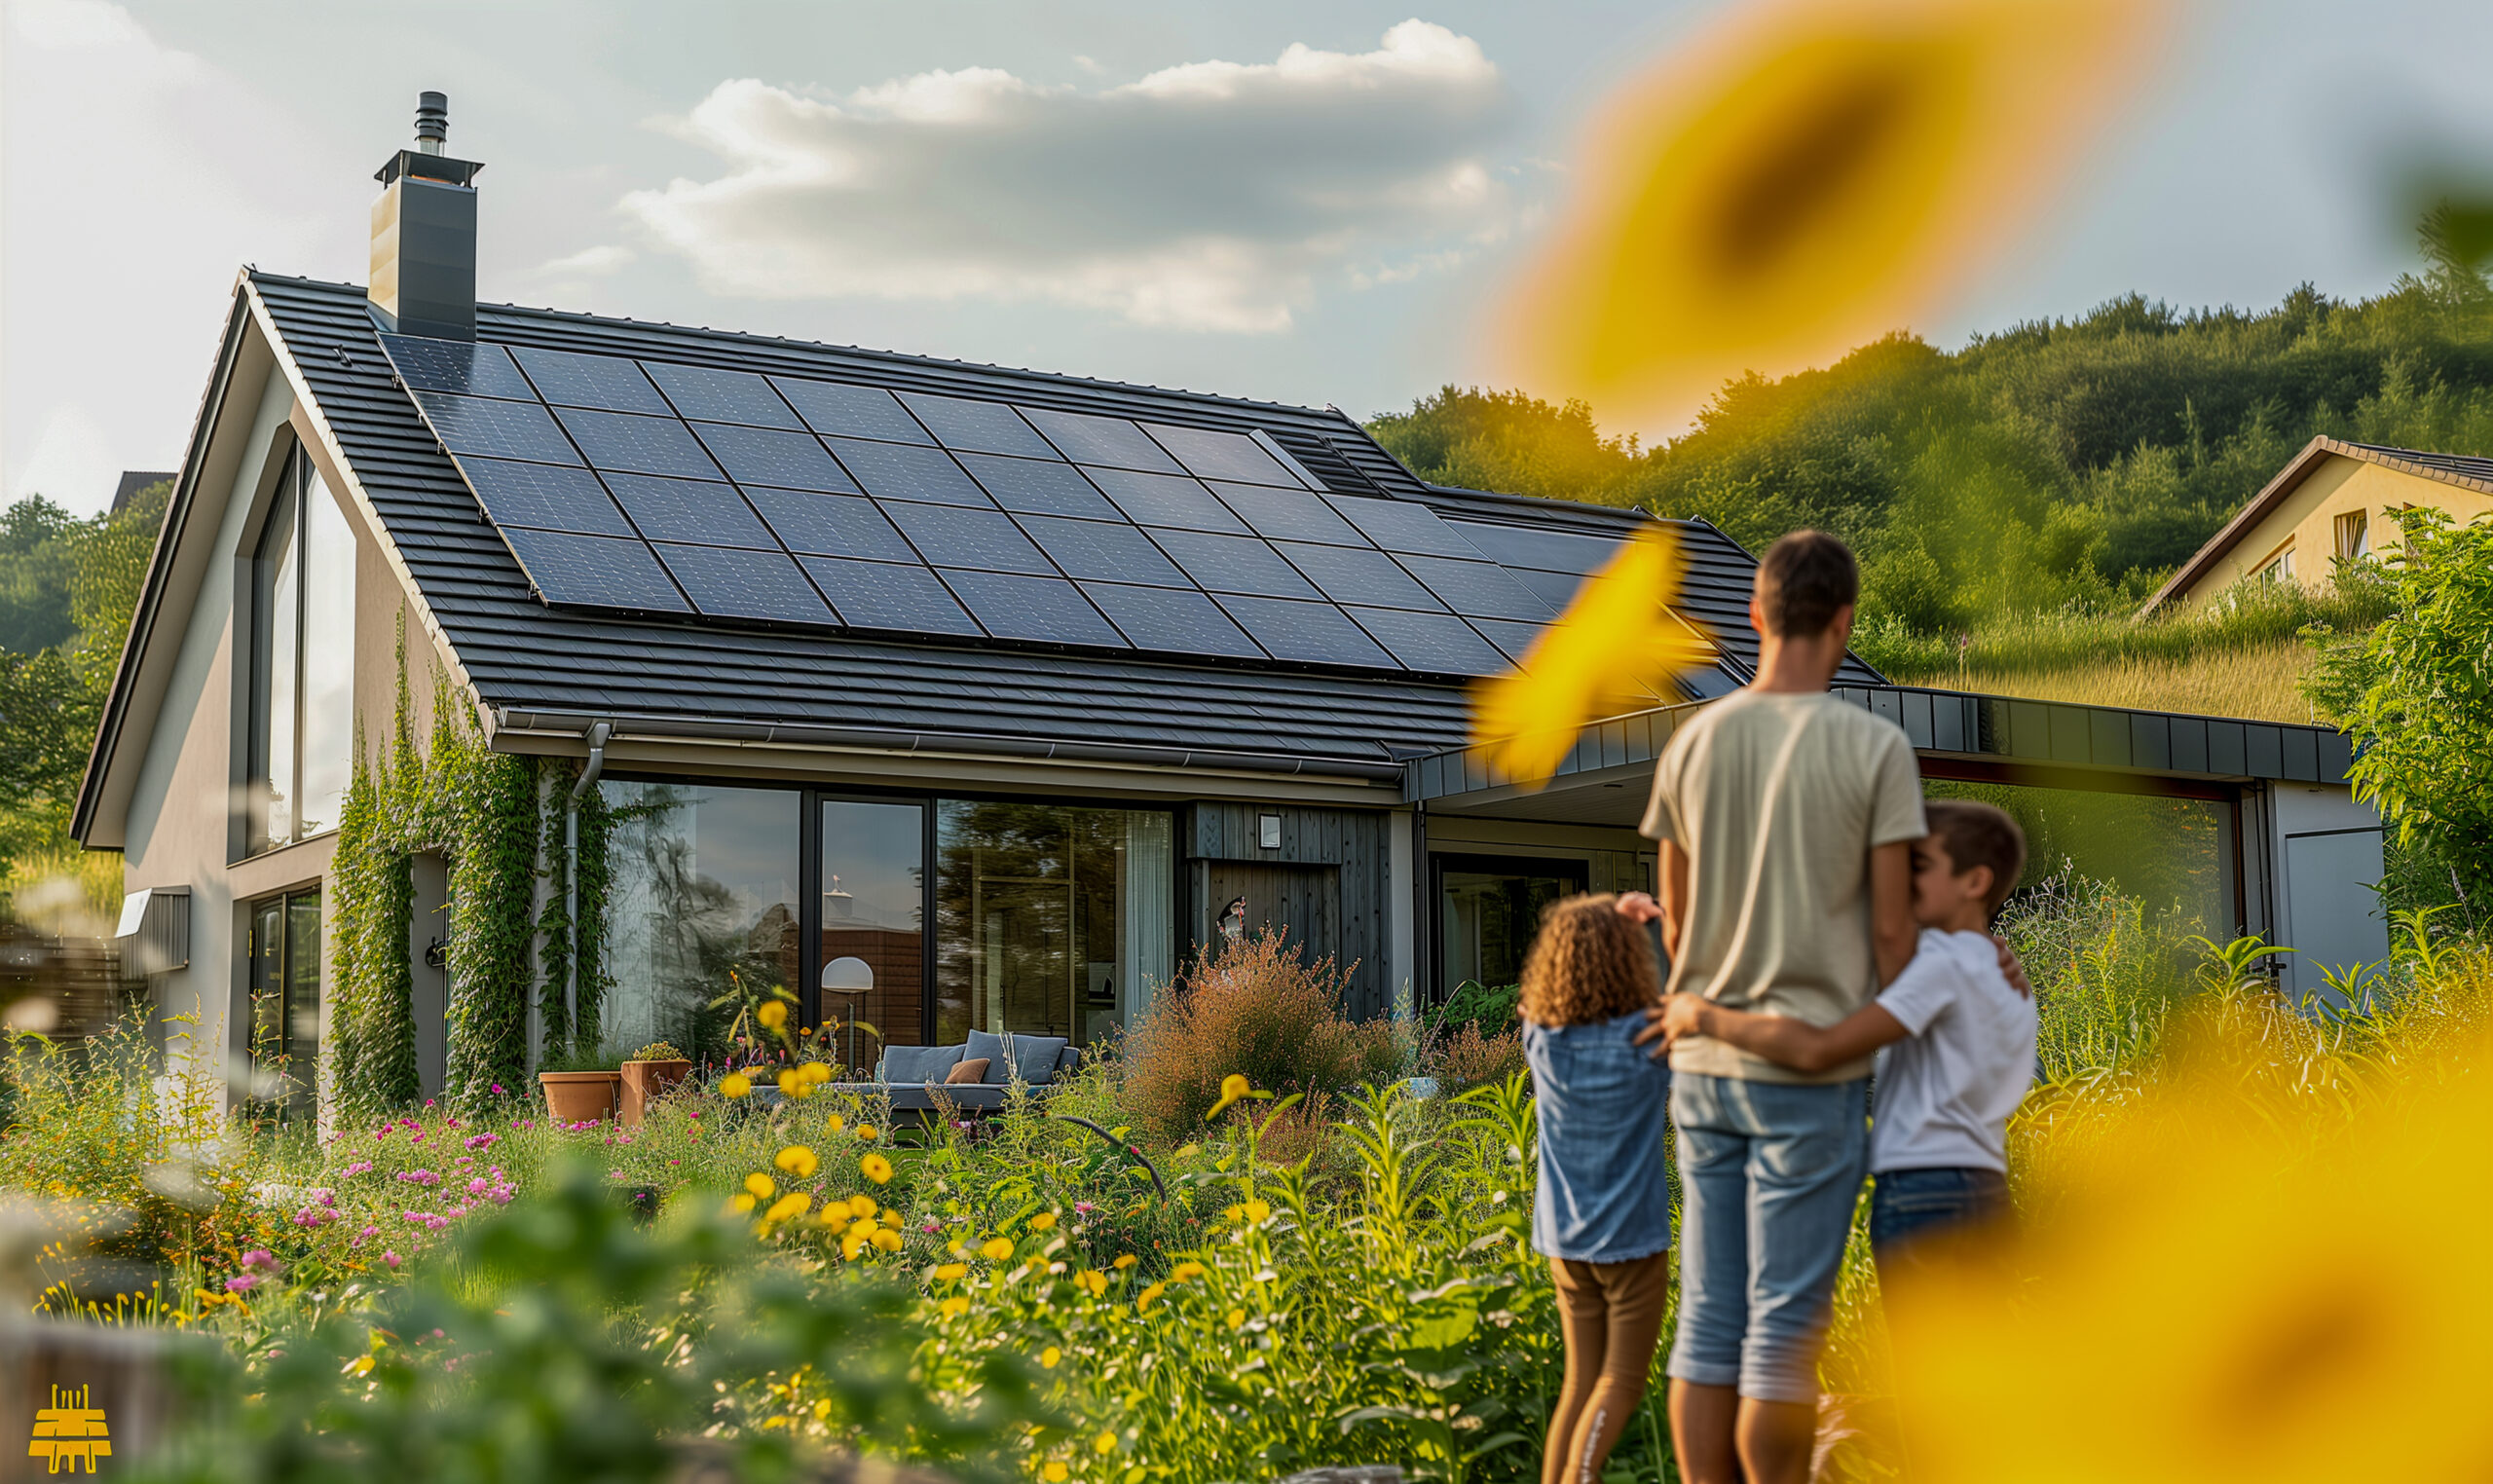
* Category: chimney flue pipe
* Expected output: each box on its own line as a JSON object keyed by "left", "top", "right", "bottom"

{"left": 415, "top": 91, "right": 449, "bottom": 154}
{"left": 370, "top": 91, "right": 482, "bottom": 341}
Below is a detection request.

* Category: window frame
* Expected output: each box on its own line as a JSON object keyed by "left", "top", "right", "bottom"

{"left": 244, "top": 444, "right": 353, "bottom": 855}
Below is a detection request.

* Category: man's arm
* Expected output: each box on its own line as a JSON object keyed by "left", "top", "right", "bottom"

{"left": 1657, "top": 994, "right": 1911, "bottom": 1075}
{"left": 1871, "top": 839, "right": 1916, "bottom": 987}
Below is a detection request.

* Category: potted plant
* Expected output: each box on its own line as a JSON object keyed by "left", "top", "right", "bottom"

{"left": 539, "top": 1048, "right": 622, "bottom": 1123}
{"left": 619, "top": 1041, "right": 692, "bottom": 1126}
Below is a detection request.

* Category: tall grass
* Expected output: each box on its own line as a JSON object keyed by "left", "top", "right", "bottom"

{"left": 1901, "top": 640, "right": 2319, "bottom": 723}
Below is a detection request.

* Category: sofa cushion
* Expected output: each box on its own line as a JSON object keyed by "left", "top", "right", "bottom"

{"left": 963, "top": 1029, "right": 1073, "bottom": 1086}
{"left": 945, "top": 1057, "right": 990, "bottom": 1085}
{"left": 880, "top": 1043, "right": 965, "bottom": 1085}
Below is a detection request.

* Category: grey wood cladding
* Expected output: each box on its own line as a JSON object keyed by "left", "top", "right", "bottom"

{"left": 1183, "top": 803, "right": 1392, "bottom": 1019}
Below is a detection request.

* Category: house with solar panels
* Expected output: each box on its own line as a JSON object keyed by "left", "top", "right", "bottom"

{"left": 73, "top": 100, "right": 2388, "bottom": 1107}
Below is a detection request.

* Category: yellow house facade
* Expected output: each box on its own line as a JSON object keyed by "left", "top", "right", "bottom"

{"left": 2140, "top": 438, "right": 2493, "bottom": 615}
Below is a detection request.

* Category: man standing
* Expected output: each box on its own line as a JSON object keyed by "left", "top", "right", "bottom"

{"left": 1619, "top": 532, "right": 1924, "bottom": 1484}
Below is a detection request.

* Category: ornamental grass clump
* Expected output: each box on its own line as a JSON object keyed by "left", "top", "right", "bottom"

{"left": 1120, "top": 930, "right": 1399, "bottom": 1146}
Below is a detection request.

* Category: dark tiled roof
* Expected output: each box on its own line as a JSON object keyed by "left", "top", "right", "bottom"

{"left": 255, "top": 274, "right": 1857, "bottom": 774}
{"left": 2339, "top": 441, "right": 2493, "bottom": 490}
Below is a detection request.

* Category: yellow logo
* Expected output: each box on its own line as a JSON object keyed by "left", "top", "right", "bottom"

{"left": 28, "top": 1385, "right": 111, "bottom": 1474}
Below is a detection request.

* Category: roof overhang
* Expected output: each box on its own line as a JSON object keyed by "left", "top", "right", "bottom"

{"left": 2139, "top": 435, "right": 2493, "bottom": 615}
{"left": 1408, "top": 685, "right": 2355, "bottom": 829}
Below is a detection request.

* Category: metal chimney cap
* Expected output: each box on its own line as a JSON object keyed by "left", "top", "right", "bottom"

{"left": 415, "top": 92, "right": 449, "bottom": 153}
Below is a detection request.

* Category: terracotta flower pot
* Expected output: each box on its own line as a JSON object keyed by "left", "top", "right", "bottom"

{"left": 540, "top": 1070, "right": 620, "bottom": 1123}
{"left": 619, "top": 1058, "right": 692, "bottom": 1126}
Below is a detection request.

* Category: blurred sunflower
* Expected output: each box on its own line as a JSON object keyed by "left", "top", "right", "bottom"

{"left": 1471, "top": 526, "right": 1713, "bottom": 785}
{"left": 860, "top": 1152, "right": 893, "bottom": 1185}
{"left": 1889, "top": 1029, "right": 2493, "bottom": 1483}
{"left": 774, "top": 1145, "right": 818, "bottom": 1178}
{"left": 1501, "top": 0, "right": 2158, "bottom": 425}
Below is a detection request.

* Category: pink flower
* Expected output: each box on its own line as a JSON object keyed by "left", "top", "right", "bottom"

{"left": 424, "top": 1099, "right": 435, "bottom": 1109}
{"left": 464, "top": 1132, "right": 499, "bottom": 1150}
{"left": 1074, "top": 1202, "right": 1098, "bottom": 1216}
{"left": 466, "top": 1178, "right": 490, "bottom": 1197}
{"left": 342, "top": 1161, "right": 375, "bottom": 1179}
{"left": 491, "top": 1083, "right": 504, "bottom": 1095}
{"left": 241, "top": 1249, "right": 279, "bottom": 1273}
{"left": 224, "top": 1275, "right": 259, "bottom": 1293}
{"left": 382, "top": 1250, "right": 402, "bottom": 1269}
{"left": 395, "top": 1169, "right": 441, "bottom": 1188}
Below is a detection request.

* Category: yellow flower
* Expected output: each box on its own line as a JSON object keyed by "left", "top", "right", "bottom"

{"left": 756, "top": 1000, "right": 789, "bottom": 1030}
{"left": 799, "top": 1060, "right": 832, "bottom": 1085}
{"left": 1222, "top": 1204, "right": 1245, "bottom": 1224}
{"left": 1112, "top": 1254, "right": 1137, "bottom": 1271}
{"left": 948, "top": 1239, "right": 966, "bottom": 1257}
{"left": 1500, "top": 0, "right": 2154, "bottom": 425}
{"left": 1225, "top": 1307, "right": 1246, "bottom": 1329}
{"left": 720, "top": 1072, "right": 752, "bottom": 1099}
{"left": 824, "top": 1212, "right": 851, "bottom": 1236}
{"left": 880, "top": 1208, "right": 903, "bottom": 1228}
{"left": 1135, "top": 1282, "right": 1166, "bottom": 1312}
{"left": 839, "top": 1229, "right": 867, "bottom": 1261}
{"left": 774, "top": 1145, "right": 819, "bottom": 1178}
{"left": 861, "top": 1153, "right": 893, "bottom": 1185}
{"left": 980, "top": 1238, "right": 1015, "bottom": 1262}
{"left": 1244, "top": 1199, "right": 1271, "bottom": 1224}
{"left": 1094, "top": 1430, "right": 1118, "bottom": 1456}
{"left": 825, "top": 1113, "right": 845, "bottom": 1134}
{"left": 1170, "top": 1260, "right": 1207, "bottom": 1283}
{"left": 940, "top": 1295, "right": 969, "bottom": 1317}
{"left": 1042, "top": 1464, "right": 1068, "bottom": 1484}
{"left": 744, "top": 1172, "right": 776, "bottom": 1201}
{"left": 1206, "top": 1073, "right": 1260, "bottom": 1121}
{"left": 1076, "top": 1270, "right": 1108, "bottom": 1297}
{"left": 848, "top": 1194, "right": 878, "bottom": 1218}
{"left": 871, "top": 1228, "right": 904, "bottom": 1252}
{"left": 777, "top": 1069, "right": 811, "bottom": 1099}
{"left": 1472, "top": 527, "right": 1714, "bottom": 787}
{"left": 855, "top": 1124, "right": 879, "bottom": 1142}
{"left": 1040, "top": 1346, "right": 1062, "bottom": 1369}
{"left": 1028, "top": 1211, "right": 1058, "bottom": 1233}
{"left": 763, "top": 1192, "right": 811, "bottom": 1225}
{"left": 728, "top": 1193, "right": 757, "bottom": 1214}
{"left": 934, "top": 1262, "right": 968, "bottom": 1281}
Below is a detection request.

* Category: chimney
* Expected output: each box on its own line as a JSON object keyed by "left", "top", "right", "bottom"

{"left": 370, "top": 91, "right": 484, "bottom": 341}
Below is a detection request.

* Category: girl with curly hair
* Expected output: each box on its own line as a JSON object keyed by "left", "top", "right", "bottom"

{"left": 1519, "top": 893, "right": 1671, "bottom": 1484}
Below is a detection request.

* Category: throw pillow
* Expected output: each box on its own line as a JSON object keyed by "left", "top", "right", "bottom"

{"left": 945, "top": 1057, "right": 990, "bottom": 1085}
{"left": 879, "top": 1043, "right": 965, "bottom": 1085}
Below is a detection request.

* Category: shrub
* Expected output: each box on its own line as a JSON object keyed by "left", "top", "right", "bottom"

{"left": 630, "top": 1041, "right": 686, "bottom": 1062}
{"left": 1428, "top": 978, "right": 1521, "bottom": 1040}
{"left": 1434, "top": 1022, "right": 1528, "bottom": 1094}
{"left": 1120, "top": 931, "right": 1399, "bottom": 1146}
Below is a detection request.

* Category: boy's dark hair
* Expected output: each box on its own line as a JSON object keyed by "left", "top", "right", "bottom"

{"left": 1755, "top": 531, "right": 1858, "bottom": 639}
{"left": 1924, "top": 799, "right": 2027, "bottom": 918}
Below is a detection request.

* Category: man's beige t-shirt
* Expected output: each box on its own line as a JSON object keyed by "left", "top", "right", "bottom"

{"left": 1640, "top": 689, "right": 1926, "bottom": 1085}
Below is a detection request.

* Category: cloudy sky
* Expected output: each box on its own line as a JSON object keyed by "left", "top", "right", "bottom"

{"left": 6, "top": 0, "right": 2493, "bottom": 514}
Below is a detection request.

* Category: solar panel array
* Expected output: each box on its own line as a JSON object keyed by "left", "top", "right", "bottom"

{"left": 382, "top": 333, "right": 1621, "bottom": 678}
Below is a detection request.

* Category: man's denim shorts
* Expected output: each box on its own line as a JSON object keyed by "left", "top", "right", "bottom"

{"left": 1666, "top": 1072, "right": 1868, "bottom": 1405}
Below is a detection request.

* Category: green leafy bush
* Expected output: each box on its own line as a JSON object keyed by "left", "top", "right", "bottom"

{"left": 629, "top": 1041, "right": 687, "bottom": 1062}
{"left": 1120, "top": 932, "right": 1400, "bottom": 1146}
{"left": 1427, "top": 979, "right": 1521, "bottom": 1041}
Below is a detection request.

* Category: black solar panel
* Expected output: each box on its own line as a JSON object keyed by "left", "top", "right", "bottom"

{"left": 1148, "top": 529, "right": 1321, "bottom": 598}
{"left": 458, "top": 458, "right": 633, "bottom": 537}
{"left": 825, "top": 438, "right": 991, "bottom": 506}
{"left": 1086, "top": 467, "right": 1249, "bottom": 533}
{"left": 511, "top": 347, "right": 672, "bottom": 415}
{"left": 770, "top": 379, "right": 934, "bottom": 444}
{"left": 1451, "top": 519, "right": 1622, "bottom": 575}
{"left": 941, "top": 570, "right": 1127, "bottom": 648}
{"left": 643, "top": 362, "right": 802, "bottom": 428}
{"left": 1274, "top": 542, "right": 1445, "bottom": 611}
{"left": 1211, "top": 482, "right": 1370, "bottom": 545}
{"left": 498, "top": 527, "right": 691, "bottom": 612}
{"left": 1470, "top": 616, "right": 1546, "bottom": 664}
{"left": 800, "top": 557, "right": 983, "bottom": 635}
{"left": 899, "top": 393, "right": 1058, "bottom": 459}
{"left": 654, "top": 542, "right": 835, "bottom": 624}
{"left": 1325, "top": 494, "right": 1488, "bottom": 559}
{"left": 743, "top": 489, "right": 917, "bottom": 562}
{"left": 1395, "top": 554, "right": 1558, "bottom": 623}
{"left": 1145, "top": 423, "right": 1301, "bottom": 487}
{"left": 382, "top": 335, "right": 536, "bottom": 400}
{"left": 1020, "top": 407, "right": 1185, "bottom": 472}
{"left": 692, "top": 423, "right": 859, "bottom": 493}
{"left": 555, "top": 407, "right": 724, "bottom": 480}
{"left": 882, "top": 502, "right": 1058, "bottom": 575}
{"left": 1345, "top": 607, "right": 1508, "bottom": 677}
{"left": 412, "top": 391, "right": 583, "bottom": 465}
{"left": 1214, "top": 595, "right": 1395, "bottom": 668}
{"left": 1507, "top": 566, "right": 1587, "bottom": 611}
{"left": 1081, "top": 582, "right": 1266, "bottom": 658}
{"left": 959, "top": 454, "right": 1125, "bottom": 520}
{"left": 601, "top": 473, "right": 774, "bottom": 549}
{"left": 1019, "top": 515, "right": 1189, "bottom": 586}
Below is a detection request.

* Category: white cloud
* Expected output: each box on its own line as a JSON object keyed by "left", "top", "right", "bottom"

{"left": 617, "top": 20, "right": 1512, "bottom": 333}
{"left": 538, "top": 244, "right": 636, "bottom": 276}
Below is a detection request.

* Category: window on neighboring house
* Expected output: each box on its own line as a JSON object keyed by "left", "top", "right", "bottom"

{"left": 2258, "top": 545, "right": 2295, "bottom": 584}
{"left": 2335, "top": 509, "right": 2370, "bottom": 561}
{"left": 247, "top": 447, "right": 355, "bottom": 853}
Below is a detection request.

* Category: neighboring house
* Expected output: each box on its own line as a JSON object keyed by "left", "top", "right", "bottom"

{"left": 74, "top": 100, "right": 2389, "bottom": 1112}
{"left": 110, "top": 471, "right": 179, "bottom": 517}
{"left": 2141, "top": 437, "right": 2493, "bottom": 614}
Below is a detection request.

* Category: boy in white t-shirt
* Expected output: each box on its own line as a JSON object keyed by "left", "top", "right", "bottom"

{"left": 1658, "top": 800, "right": 2036, "bottom": 1269}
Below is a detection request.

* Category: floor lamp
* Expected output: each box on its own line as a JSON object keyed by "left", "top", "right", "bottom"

{"left": 820, "top": 956, "right": 873, "bottom": 1075}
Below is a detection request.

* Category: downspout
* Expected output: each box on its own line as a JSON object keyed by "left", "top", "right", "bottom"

{"left": 564, "top": 722, "right": 613, "bottom": 1052}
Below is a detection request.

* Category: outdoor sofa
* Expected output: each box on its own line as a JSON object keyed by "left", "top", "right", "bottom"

{"left": 829, "top": 1029, "right": 1082, "bottom": 1114}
